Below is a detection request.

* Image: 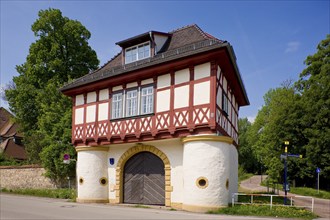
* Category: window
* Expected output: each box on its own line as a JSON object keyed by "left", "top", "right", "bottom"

{"left": 112, "top": 93, "right": 123, "bottom": 119}
{"left": 111, "top": 85, "right": 154, "bottom": 119}
{"left": 126, "top": 90, "right": 138, "bottom": 117}
{"left": 141, "top": 86, "right": 153, "bottom": 114}
{"left": 125, "top": 42, "right": 150, "bottom": 64}
{"left": 222, "top": 92, "right": 229, "bottom": 116}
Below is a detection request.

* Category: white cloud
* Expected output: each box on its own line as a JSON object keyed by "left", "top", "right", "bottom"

{"left": 285, "top": 41, "right": 300, "bottom": 53}
{"left": 0, "top": 84, "right": 5, "bottom": 97}
{"left": 247, "top": 116, "right": 256, "bottom": 123}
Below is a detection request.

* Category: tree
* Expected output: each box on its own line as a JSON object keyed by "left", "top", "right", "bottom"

{"left": 244, "top": 35, "right": 330, "bottom": 189}
{"left": 238, "top": 118, "right": 259, "bottom": 173}
{"left": 5, "top": 8, "right": 99, "bottom": 184}
{"left": 247, "top": 85, "right": 304, "bottom": 183}
{"left": 295, "top": 35, "right": 330, "bottom": 188}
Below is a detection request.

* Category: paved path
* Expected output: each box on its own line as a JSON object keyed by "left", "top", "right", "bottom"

{"left": 240, "top": 175, "right": 330, "bottom": 219}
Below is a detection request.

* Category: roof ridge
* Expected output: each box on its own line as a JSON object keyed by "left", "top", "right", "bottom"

{"left": 169, "top": 24, "right": 197, "bottom": 34}
{"left": 169, "top": 24, "right": 220, "bottom": 41}
{"left": 192, "top": 24, "right": 209, "bottom": 39}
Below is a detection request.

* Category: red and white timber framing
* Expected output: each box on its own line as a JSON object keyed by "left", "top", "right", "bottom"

{"left": 68, "top": 52, "right": 243, "bottom": 147}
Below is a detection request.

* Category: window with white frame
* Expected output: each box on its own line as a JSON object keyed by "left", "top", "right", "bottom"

{"left": 111, "top": 85, "right": 154, "bottom": 119}
{"left": 141, "top": 86, "right": 153, "bottom": 114}
{"left": 126, "top": 89, "right": 138, "bottom": 117}
{"left": 112, "top": 93, "right": 123, "bottom": 119}
{"left": 125, "top": 42, "right": 150, "bottom": 64}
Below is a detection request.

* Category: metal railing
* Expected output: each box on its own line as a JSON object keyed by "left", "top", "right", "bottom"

{"left": 232, "top": 193, "right": 314, "bottom": 212}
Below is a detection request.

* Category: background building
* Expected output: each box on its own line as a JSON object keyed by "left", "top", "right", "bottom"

{"left": 0, "top": 107, "right": 26, "bottom": 161}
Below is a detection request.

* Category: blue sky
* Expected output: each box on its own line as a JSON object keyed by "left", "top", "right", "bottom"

{"left": 1, "top": 0, "right": 329, "bottom": 122}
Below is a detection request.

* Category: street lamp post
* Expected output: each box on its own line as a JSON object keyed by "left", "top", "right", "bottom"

{"left": 283, "top": 141, "right": 289, "bottom": 205}
{"left": 280, "top": 141, "right": 302, "bottom": 205}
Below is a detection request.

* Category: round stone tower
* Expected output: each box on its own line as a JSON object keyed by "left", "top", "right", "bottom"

{"left": 76, "top": 146, "right": 109, "bottom": 203}
{"left": 181, "top": 135, "right": 238, "bottom": 212}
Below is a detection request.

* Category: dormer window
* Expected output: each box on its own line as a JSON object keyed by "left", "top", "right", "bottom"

{"left": 125, "top": 42, "right": 150, "bottom": 64}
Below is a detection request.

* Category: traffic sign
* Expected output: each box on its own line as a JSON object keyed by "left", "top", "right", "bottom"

{"left": 316, "top": 167, "right": 321, "bottom": 173}
{"left": 64, "top": 154, "right": 70, "bottom": 160}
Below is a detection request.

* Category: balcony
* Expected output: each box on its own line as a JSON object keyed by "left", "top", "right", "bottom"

{"left": 72, "top": 104, "right": 214, "bottom": 145}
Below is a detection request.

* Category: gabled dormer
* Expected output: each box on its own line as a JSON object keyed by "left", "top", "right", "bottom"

{"left": 116, "top": 31, "right": 171, "bottom": 64}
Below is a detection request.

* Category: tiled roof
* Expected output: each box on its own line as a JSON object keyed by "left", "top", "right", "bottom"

{"left": 167, "top": 24, "right": 217, "bottom": 50}
{"left": 61, "top": 24, "right": 224, "bottom": 92}
{"left": 0, "top": 107, "right": 26, "bottom": 160}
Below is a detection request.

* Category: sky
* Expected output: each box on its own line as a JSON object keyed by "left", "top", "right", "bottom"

{"left": 1, "top": 0, "right": 329, "bottom": 122}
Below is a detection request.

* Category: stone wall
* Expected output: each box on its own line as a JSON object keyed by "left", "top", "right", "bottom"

{"left": 0, "top": 165, "right": 57, "bottom": 189}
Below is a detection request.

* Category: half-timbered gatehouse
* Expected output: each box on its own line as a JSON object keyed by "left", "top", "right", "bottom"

{"left": 61, "top": 24, "right": 249, "bottom": 212}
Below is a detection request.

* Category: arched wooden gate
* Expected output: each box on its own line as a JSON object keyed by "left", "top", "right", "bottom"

{"left": 123, "top": 151, "right": 165, "bottom": 205}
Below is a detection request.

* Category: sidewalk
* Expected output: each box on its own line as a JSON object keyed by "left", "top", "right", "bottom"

{"left": 239, "top": 175, "right": 330, "bottom": 219}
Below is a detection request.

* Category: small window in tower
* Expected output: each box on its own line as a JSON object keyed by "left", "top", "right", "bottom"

{"left": 99, "top": 177, "right": 108, "bottom": 186}
{"left": 196, "top": 177, "right": 209, "bottom": 189}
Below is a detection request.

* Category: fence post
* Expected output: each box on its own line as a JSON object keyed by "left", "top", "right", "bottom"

{"left": 251, "top": 195, "right": 253, "bottom": 204}
{"left": 290, "top": 196, "right": 293, "bottom": 206}
{"left": 270, "top": 195, "right": 273, "bottom": 210}
{"left": 312, "top": 197, "right": 314, "bottom": 212}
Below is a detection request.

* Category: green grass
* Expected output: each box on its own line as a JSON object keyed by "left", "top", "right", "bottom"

{"left": 1, "top": 188, "right": 77, "bottom": 201}
{"left": 208, "top": 204, "right": 318, "bottom": 220}
{"left": 290, "top": 187, "right": 330, "bottom": 199}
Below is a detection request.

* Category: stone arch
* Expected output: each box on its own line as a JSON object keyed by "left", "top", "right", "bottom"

{"left": 114, "top": 143, "right": 171, "bottom": 206}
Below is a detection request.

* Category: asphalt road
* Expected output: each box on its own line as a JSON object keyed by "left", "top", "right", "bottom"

{"left": 1, "top": 194, "right": 288, "bottom": 220}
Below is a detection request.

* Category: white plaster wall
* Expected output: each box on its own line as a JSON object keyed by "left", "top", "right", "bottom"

{"left": 126, "top": 82, "right": 138, "bottom": 88}
{"left": 228, "top": 145, "right": 238, "bottom": 202}
{"left": 217, "top": 66, "right": 221, "bottom": 79}
{"left": 77, "top": 149, "right": 109, "bottom": 199}
{"left": 175, "top": 68, "right": 189, "bottom": 84}
{"left": 194, "top": 62, "right": 210, "bottom": 80}
{"left": 86, "top": 105, "right": 96, "bottom": 123}
{"left": 157, "top": 74, "right": 171, "bottom": 89}
{"left": 107, "top": 138, "right": 183, "bottom": 204}
{"left": 141, "top": 78, "right": 153, "bottom": 85}
{"left": 99, "top": 89, "right": 109, "bottom": 101}
{"left": 217, "top": 88, "right": 222, "bottom": 109}
{"left": 223, "top": 77, "right": 228, "bottom": 93}
{"left": 112, "top": 85, "right": 123, "bottom": 91}
{"left": 76, "top": 94, "right": 84, "bottom": 106}
{"left": 87, "top": 92, "right": 96, "bottom": 103}
{"left": 75, "top": 108, "right": 84, "bottom": 125}
{"left": 107, "top": 145, "right": 131, "bottom": 200}
{"left": 98, "top": 103, "right": 109, "bottom": 121}
{"left": 194, "top": 81, "right": 210, "bottom": 105}
{"left": 182, "top": 137, "right": 233, "bottom": 207}
{"left": 174, "top": 85, "right": 189, "bottom": 109}
{"left": 156, "top": 89, "right": 170, "bottom": 112}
